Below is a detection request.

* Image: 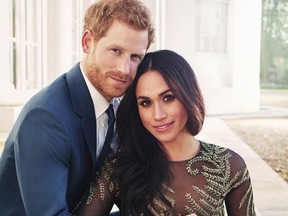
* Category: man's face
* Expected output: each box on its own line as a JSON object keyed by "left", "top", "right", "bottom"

{"left": 82, "top": 20, "right": 149, "bottom": 101}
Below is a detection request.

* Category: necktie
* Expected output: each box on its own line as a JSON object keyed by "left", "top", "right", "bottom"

{"left": 105, "top": 103, "right": 115, "bottom": 145}
{"left": 97, "top": 104, "right": 115, "bottom": 166}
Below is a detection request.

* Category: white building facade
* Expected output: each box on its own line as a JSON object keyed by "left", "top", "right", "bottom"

{"left": 0, "top": 0, "right": 262, "bottom": 132}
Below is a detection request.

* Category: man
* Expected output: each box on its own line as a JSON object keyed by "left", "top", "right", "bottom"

{"left": 0, "top": 0, "right": 155, "bottom": 215}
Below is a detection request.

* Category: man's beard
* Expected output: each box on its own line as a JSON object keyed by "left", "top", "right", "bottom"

{"left": 86, "top": 62, "right": 131, "bottom": 100}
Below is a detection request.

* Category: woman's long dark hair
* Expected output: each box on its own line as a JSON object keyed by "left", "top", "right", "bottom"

{"left": 113, "top": 50, "right": 205, "bottom": 215}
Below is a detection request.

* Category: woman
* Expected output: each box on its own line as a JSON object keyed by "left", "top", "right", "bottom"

{"left": 77, "top": 50, "right": 256, "bottom": 216}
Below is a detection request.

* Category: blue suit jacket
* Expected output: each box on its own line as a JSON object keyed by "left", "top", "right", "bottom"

{"left": 0, "top": 63, "right": 104, "bottom": 215}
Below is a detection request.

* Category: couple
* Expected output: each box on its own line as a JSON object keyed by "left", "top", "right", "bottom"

{"left": 75, "top": 50, "right": 256, "bottom": 215}
{"left": 0, "top": 0, "right": 256, "bottom": 215}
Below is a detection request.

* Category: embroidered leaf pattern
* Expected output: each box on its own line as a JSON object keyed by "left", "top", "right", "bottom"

{"left": 182, "top": 142, "right": 255, "bottom": 215}
{"left": 80, "top": 141, "right": 255, "bottom": 215}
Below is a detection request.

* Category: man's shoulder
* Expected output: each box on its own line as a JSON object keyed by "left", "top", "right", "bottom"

{"left": 29, "top": 63, "right": 82, "bottom": 105}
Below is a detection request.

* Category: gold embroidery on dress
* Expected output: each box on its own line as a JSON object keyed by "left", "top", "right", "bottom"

{"left": 184, "top": 142, "right": 254, "bottom": 215}
{"left": 86, "top": 181, "right": 95, "bottom": 204}
{"left": 84, "top": 141, "right": 255, "bottom": 215}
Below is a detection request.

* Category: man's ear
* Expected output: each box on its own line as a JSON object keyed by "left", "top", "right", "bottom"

{"left": 82, "top": 30, "right": 93, "bottom": 54}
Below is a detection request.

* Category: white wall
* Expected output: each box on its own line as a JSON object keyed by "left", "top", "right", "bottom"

{"left": 144, "top": 0, "right": 262, "bottom": 115}
{"left": 0, "top": 0, "right": 263, "bottom": 132}
{"left": 230, "top": 0, "right": 262, "bottom": 113}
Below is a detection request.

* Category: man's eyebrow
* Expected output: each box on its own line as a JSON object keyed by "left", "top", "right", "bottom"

{"left": 109, "top": 43, "right": 146, "bottom": 57}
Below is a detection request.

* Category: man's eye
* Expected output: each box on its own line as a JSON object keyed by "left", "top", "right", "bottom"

{"left": 112, "top": 48, "right": 120, "bottom": 54}
{"left": 131, "top": 54, "right": 142, "bottom": 61}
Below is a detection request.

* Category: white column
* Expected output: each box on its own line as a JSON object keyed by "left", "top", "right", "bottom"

{"left": 47, "top": 0, "right": 73, "bottom": 83}
{"left": 231, "top": 0, "right": 261, "bottom": 112}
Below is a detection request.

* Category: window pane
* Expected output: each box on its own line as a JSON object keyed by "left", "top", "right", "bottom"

{"left": 9, "top": 0, "right": 43, "bottom": 90}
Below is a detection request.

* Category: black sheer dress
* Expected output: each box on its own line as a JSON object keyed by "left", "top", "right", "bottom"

{"left": 76, "top": 141, "right": 256, "bottom": 216}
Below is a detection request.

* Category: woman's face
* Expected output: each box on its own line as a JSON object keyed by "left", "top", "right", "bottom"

{"left": 135, "top": 70, "right": 189, "bottom": 146}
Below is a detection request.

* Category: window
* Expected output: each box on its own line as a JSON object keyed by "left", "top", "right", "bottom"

{"left": 9, "top": 0, "right": 43, "bottom": 90}
{"left": 194, "top": 0, "right": 229, "bottom": 54}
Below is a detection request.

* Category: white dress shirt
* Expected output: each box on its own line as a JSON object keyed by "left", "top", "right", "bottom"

{"left": 80, "top": 63, "right": 113, "bottom": 159}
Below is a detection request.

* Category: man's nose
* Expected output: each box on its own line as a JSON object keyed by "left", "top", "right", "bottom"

{"left": 116, "top": 56, "right": 130, "bottom": 74}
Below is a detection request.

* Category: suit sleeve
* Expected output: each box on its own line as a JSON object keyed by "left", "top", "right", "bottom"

{"left": 15, "top": 108, "right": 75, "bottom": 216}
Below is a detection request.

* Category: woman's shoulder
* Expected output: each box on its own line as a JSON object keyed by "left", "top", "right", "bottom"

{"left": 199, "top": 140, "right": 247, "bottom": 170}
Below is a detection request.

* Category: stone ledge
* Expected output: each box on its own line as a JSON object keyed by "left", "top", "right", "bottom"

{"left": 0, "top": 132, "right": 8, "bottom": 155}
{"left": 0, "top": 89, "right": 36, "bottom": 133}
{"left": 0, "top": 106, "right": 23, "bottom": 133}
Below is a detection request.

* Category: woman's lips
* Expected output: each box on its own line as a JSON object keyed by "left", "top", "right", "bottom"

{"left": 153, "top": 121, "right": 173, "bottom": 132}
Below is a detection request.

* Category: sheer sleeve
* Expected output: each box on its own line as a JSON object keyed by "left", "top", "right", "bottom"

{"left": 224, "top": 151, "right": 256, "bottom": 216}
{"left": 76, "top": 159, "right": 118, "bottom": 216}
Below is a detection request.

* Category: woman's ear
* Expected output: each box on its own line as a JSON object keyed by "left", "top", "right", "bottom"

{"left": 82, "top": 30, "right": 93, "bottom": 54}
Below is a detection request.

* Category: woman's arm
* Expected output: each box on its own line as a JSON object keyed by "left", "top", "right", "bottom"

{"left": 76, "top": 159, "right": 118, "bottom": 216}
{"left": 225, "top": 152, "right": 256, "bottom": 216}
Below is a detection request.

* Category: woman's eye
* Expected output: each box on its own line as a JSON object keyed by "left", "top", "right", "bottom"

{"left": 163, "top": 95, "right": 175, "bottom": 102}
{"left": 139, "top": 100, "right": 151, "bottom": 107}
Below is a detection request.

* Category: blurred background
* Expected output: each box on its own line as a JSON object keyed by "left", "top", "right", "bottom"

{"left": 1, "top": 0, "right": 287, "bottom": 127}
{"left": 0, "top": 0, "right": 261, "bottom": 120}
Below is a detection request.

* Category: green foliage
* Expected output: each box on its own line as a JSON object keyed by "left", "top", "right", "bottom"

{"left": 261, "top": 0, "right": 288, "bottom": 88}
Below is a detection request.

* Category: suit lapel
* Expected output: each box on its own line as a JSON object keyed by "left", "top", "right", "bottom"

{"left": 65, "top": 63, "right": 97, "bottom": 172}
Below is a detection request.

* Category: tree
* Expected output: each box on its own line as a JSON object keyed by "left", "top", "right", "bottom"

{"left": 261, "top": 0, "right": 288, "bottom": 88}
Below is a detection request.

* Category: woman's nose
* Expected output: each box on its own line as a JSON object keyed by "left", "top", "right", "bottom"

{"left": 154, "top": 104, "right": 167, "bottom": 120}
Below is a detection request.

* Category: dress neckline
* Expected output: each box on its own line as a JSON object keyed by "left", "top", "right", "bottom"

{"left": 169, "top": 140, "right": 203, "bottom": 163}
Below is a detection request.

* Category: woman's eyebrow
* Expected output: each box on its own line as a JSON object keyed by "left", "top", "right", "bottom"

{"left": 159, "top": 89, "right": 172, "bottom": 97}
{"left": 136, "top": 96, "right": 149, "bottom": 100}
{"left": 136, "top": 89, "right": 171, "bottom": 100}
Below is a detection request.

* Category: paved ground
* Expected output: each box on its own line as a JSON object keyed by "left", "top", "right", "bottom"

{"left": 197, "top": 116, "right": 288, "bottom": 216}
{"left": 204, "top": 89, "right": 288, "bottom": 216}
{"left": 260, "top": 89, "right": 288, "bottom": 109}
{"left": 223, "top": 89, "right": 288, "bottom": 183}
